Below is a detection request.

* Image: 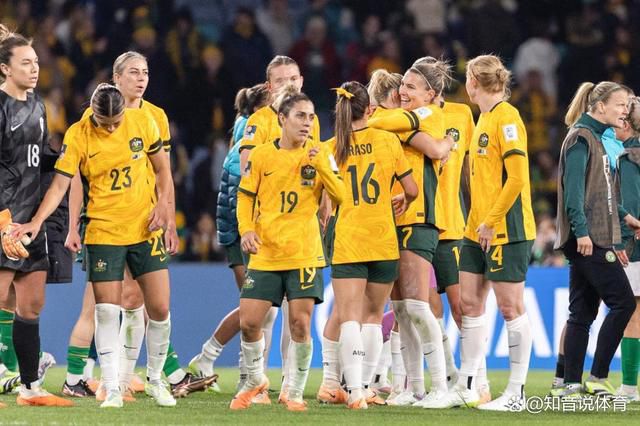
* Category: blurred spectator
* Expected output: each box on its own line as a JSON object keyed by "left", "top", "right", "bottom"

{"left": 343, "top": 14, "right": 380, "bottom": 82}
{"left": 531, "top": 214, "right": 566, "bottom": 266}
{"left": 464, "top": 0, "right": 520, "bottom": 59}
{"left": 180, "top": 45, "right": 235, "bottom": 152}
{"left": 183, "top": 212, "right": 226, "bottom": 262}
{"left": 189, "top": 136, "right": 228, "bottom": 223}
{"left": 405, "top": 0, "right": 446, "bottom": 34}
{"left": 513, "top": 19, "right": 560, "bottom": 101}
{"left": 530, "top": 151, "right": 558, "bottom": 217}
{"left": 44, "top": 87, "right": 68, "bottom": 136}
{"left": 605, "top": 27, "right": 633, "bottom": 83}
{"left": 165, "top": 6, "right": 206, "bottom": 85}
{"left": 221, "top": 7, "right": 273, "bottom": 96}
{"left": 558, "top": 3, "right": 607, "bottom": 102}
{"left": 367, "top": 32, "right": 402, "bottom": 76}
{"left": 511, "top": 69, "right": 557, "bottom": 155}
{"left": 256, "top": 0, "right": 297, "bottom": 55}
{"left": 289, "top": 15, "right": 341, "bottom": 119}
{"left": 130, "top": 26, "right": 176, "bottom": 114}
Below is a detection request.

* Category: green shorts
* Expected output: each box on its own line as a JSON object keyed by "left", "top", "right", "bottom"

{"left": 86, "top": 235, "right": 168, "bottom": 282}
{"left": 225, "top": 239, "right": 247, "bottom": 268}
{"left": 332, "top": 260, "right": 399, "bottom": 283}
{"left": 433, "top": 239, "right": 462, "bottom": 293}
{"left": 459, "top": 238, "right": 533, "bottom": 282}
{"left": 397, "top": 224, "right": 438, "bottom": 262}
{"left": 241, "top": 267, "right": 324, "bottom": 306}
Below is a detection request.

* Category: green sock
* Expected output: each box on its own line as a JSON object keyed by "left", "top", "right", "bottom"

{"left": 622, "top": 337, "right": 640, "bottom": 386}
{"left": 162, "top": 342, "right": 181, "bottom": 377}
{"left": 67, "top": 346, "right": 90, "bottom": 375}
{"left": 0, "top": 309, "right": 18, "bottom": 372}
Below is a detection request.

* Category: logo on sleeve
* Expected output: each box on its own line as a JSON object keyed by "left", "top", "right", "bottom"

{"left": 243, "top": 161, "right": 252, "bottom": 177}
{"left": 129, "top": 137, "right": 143, "bottom": 152}
{"left": 413, "top": 107, "right": 432, "bottom": 120}
{"left": 244, "top": 125, "right": 257, "bottom": 141}
{"left": 502, "top": 124, "right": 518, "bottom": 142}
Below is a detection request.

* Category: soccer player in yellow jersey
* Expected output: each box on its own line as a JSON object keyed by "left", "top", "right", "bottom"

{"left": 443, "top": 55, "right": 536, "bottom": 411}
{"left": 61, "top": 52, "right": 212, "bottom": 400}
{"left": 15, "top": 84, "right": 176, "bottom": 408}
{"left": 368, "top": 59, "right": 455, "bottom": 407}
{"left": 326, "top": 82, "right": 417, "bottom": 409}
{"left": 238, "top": 56, "right": 321, "bottom": 400}
{"left": 231, "top": 93, "right": 345, "bottom": 412}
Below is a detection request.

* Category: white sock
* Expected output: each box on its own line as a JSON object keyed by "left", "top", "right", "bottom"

{"left": 146, "top": 315, "right": 171, "bottom": 384}
{"left": 238, "top": 350, "right": 248, "bottom": 381}
{"left": 262, "top": 307, "right": 278, "bottom": 371}
{"left": 374, "top": 339, "right": 391, "bottom": 384}
{"left": 119, "top": 305, "right": 145, "bottom": 388}
{"left": 202, "top": 335, "right": 224, "bottom": 364}
{"left": 392, "top": 300, "right": 425, "bottom": 396}
{"left": 287, "top": 340, "right": 313, "bottom": 401}
{"left": 361, "top": 323, "right": 383, "bottom": 388}
{"left": 505, "top": 314, "right": 532, "bottom": 396}
{"left": 321, "top": 336, "right": 341, "bottom": 387}
{"left": 241, "top": 335, "right": 265, "bottom": 386}
{"left": 390, "top": 330, "right": 406, "bottom": 392}
{"left": 83, "top": 358, "right": 95, "bottom": 381}
{"left": 339, "top": 321, "right": 363, "bottom": 399}
{"left": 476, "top": 356, "right": 489, "bottom": 389}
{"left": 438, "top": 317, "right": 458, "bottom": 380}
{"left": 405, "top": 299, "right": 447, "bottom": 392}
{"left": 280, "top": 300, "right": 292, "bottom": 389}
{"left": 95, "top": 303, "right": 121, "bottom": 392}
{"left": 66, "top": 373, "right": 83, "bottom": 386}
{"left": 457, "top": 315, "right": 487, "bottom": 390}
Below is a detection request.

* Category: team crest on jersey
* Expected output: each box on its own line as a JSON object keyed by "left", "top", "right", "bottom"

{"left": 243, "top": 275, "right": 255, "bottom": 289}
{"left": 478, "top": 133, "right": 489, "bottom": 148}
{"left": 94, "top": 259, "right": 108, "bottom": 273}
{"left": 129, "top": 137, "right": 144, "bottom": 152}
{"left": 447, "top": 128, "right": 460, "bottom": 151}
{"left": 244, "top": 125, "right": 257, "bottom": 140}
{"left": 301, "top": 165, "right": 316, "bottom": 186}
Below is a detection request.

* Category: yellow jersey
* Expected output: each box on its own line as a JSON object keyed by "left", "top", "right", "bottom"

{"left": 82, "top": 100, "right": 171, "bottom": 204}
{"left": 237, "top": 140, "right": 344, "bottom": 271}
{"left": 55, "top": 109, "right": 163, "bottom": 245}
{"left": 239, "top": 105, "right": 321, "bottom": 153}
{"left": 368, "top": 105, "right": 446, "bottom": 228}
{"left": 465, "top": 101, "right": 536, "bottom": 244}
{"left": 327, "top": 128, "right": 412, "bottom": 264}
{"left": 438, "top": 101, "right": 474, "bottom": 240}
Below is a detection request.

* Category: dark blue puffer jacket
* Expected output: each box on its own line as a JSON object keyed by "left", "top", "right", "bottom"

{"left": 216, "top": 116, "right": 247, "bottom": 246}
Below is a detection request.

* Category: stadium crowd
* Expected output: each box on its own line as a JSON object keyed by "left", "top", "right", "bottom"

{"left": 2, "top": 0, "right": 639, "bottom": 263}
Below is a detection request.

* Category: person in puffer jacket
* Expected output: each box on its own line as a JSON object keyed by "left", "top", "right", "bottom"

{"left": 187, "top": 83, "right": 269, "bottom": 388}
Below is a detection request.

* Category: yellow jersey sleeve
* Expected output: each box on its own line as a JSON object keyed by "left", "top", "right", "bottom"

{"left": 497, "top": 111, "right": 527, "bottom": 159}
{"left": 368, "top": 108, "right": 418, "bottom": 133}
{"left": 312, "top": 115, "right": 321, "bottom": 143}
{"left": 391, "top": 136, "right": 413, "bottom": 179}
{"left": 239, "top": 112, "right": 268, "bottom": 152}
{"left": 237, "top": 149, "right": 262, "bottom": 236}
{"left": 145, "top": 119, "right": 163, "bottom": 156}
{"left": 312, "top": 143, "right": 345, "bottom": 205}
{"left": 157, "top": 110, "right": 171, "bottom": 152}
{"left": 55, "top": 125, "right": 83, "bottom": 177}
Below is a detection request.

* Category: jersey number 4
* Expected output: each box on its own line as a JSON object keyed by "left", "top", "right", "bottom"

{"left": 347, "top": 163, "right": 379, "bottom": 206}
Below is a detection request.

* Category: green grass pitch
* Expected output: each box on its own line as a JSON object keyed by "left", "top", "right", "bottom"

{"left": 0, "top": 368, "right": 638, "bottom": 424}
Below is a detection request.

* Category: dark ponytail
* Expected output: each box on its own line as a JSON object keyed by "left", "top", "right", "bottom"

{"left": 90, "top": 83, "right": 126, "bottom": 117}
{"left": 333, "top": 81, "right": 369, "bottom": 167}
